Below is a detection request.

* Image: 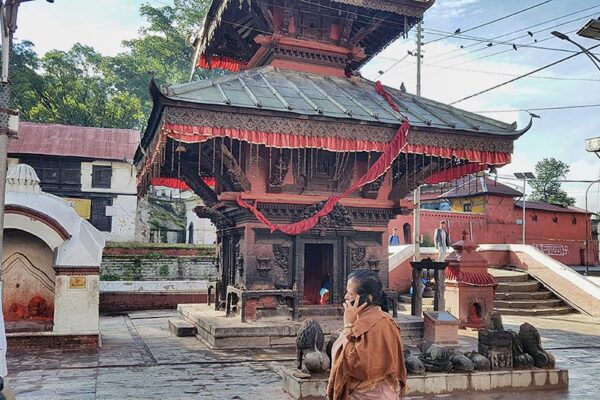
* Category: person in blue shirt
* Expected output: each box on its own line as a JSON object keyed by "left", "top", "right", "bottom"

{"left": 389, "top": 227, "right": 401, "bottom": 246}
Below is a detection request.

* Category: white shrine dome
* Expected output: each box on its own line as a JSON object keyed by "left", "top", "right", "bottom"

{"left": 4, "top": 164, "right": 105, "bottom": 267}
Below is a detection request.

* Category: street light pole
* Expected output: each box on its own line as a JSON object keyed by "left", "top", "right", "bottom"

{"left": 522, "top": 177, "right": 526, "bottom": 245}
{"left": 584, "top": 180, "right": 600, "bottom": 275}
{"left": 551, "top": 30, "right": 600, "bottom": 72}
{"left": 514, "top": 172, "right": 536, "bottom": 245}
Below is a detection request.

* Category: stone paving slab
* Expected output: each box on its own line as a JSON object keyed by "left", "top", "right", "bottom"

{"left": 5, "top": 311, "right": 600, "bottom": 399}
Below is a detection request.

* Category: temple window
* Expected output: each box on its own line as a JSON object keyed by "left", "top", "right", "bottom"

{"left": 90, "top": 197, "right": 112, "bottom": 232}
{"left": 531, "top": 214, "right": 538, "bottom": 222}
{"left": 552, "top": 216, "right": 558, "bottom": 223}
{"left": 572, "top": 217, "right": 577, "bottom": 225}
{"left": 463, "top": 203, "right": 472, "bottom": 212}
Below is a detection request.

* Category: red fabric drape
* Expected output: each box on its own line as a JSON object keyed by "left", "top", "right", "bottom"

{"left": 151, "top": 177, "right": 190, "bottom": 190}
{"left": 423, "top": 163, "right": 487, "bottom": 184}
{"left": 237, "top": 118, "right": 410, "bottom": 234}
{"left": 197, "top": 55, "right": 245, "bottom": 72}
{"left": 162, "top": 124, "right": 511, "bottom": 165}
{"left": 151, "top": 176, "right": 216, "bottom": 190}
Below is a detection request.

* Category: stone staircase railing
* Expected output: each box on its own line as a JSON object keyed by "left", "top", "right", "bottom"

{"left": 479, "top": 244, "right": 600, "bottom": 317}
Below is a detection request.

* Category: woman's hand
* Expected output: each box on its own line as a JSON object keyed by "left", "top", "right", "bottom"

{"left": 343, "top": 299, "right": 368, "bottom": 326}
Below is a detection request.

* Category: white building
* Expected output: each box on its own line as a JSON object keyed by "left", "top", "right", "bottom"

{"left": 8, "top": 122, "right": 139, "bottom": 242}
{"left": 142, "top": 184, "right": 217, "bottom": 245}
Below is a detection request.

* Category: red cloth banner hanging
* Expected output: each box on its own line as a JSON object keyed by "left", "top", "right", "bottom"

{"left": 236, "top": 81, "right": 410, "bottom": 235}
{"left": 423, "top": 163, "right": 487, "bottom": 184}
{"left": 198, "top": 55, "right": 246, "bottom": 72}
{"left": 237, "top": 118, "right": 410, "bottom": 235}
{"left": 162, "top": 125, "right": 511, "bottom": 165}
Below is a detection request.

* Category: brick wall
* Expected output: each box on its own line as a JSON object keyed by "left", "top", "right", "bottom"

{"left": 100, "top": 256, "right": 215, "bottom": 281}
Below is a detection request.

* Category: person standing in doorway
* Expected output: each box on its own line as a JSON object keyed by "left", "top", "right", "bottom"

{"left": 389, "top": 228, "right": 401, "bottom": 246}
{"left": 434, "top": 221, "right": 451, "bottom": 262}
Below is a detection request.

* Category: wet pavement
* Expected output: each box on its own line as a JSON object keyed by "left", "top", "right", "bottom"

{"left": 6, "top": 310, "right": 600, "bottom": 399}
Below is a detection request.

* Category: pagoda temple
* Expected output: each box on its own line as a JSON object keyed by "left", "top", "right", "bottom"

{"left": 135, "top": 0, "right": 530, "bottom": 321}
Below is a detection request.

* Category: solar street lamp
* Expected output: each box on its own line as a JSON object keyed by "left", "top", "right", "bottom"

{"left": 577, "top": 19, "right": 600, "bottom": 41}
{"left": 514, "top": 172, "right": 536, "bottom": 245}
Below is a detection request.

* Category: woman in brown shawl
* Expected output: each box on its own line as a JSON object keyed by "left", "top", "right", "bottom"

{"left": 328, "top": 270, "right": 406, "bottom": 400}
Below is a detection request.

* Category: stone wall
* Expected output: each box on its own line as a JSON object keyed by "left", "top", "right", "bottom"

{"left": 101, "top": 255, "right": 215, "bottom": 281}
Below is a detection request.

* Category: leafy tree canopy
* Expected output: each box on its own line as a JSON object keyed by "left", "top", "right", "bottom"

{"left": 3, "top": 0, "right": 215, "bottom": 129}
{"left": 528, "top": 158, "right": 576, "bottom": 207}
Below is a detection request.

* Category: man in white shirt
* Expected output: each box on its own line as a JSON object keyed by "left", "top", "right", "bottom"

{"left": 434, "top": 221, "right": 451, "bottom": 262}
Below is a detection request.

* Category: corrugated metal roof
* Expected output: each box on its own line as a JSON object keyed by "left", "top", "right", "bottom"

{"left": 164, "top": 66, "right": 528, "bottom": 136}
{"left": 440, "top": 176, "right": 523, "bottom": 199}
{"left": 514, "top": 201, "right": 589, "bottom": 214}
{"left": 9, "top": 122, "right": 140, "bottom": 163}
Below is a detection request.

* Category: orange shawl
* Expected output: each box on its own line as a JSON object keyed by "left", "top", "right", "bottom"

{"left": 327, "top": 306, "right": 406, "bottom": 400}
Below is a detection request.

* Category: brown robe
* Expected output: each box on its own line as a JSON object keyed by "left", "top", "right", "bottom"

{"left": 327, "top": 306, "right": 406, "bottom": 400}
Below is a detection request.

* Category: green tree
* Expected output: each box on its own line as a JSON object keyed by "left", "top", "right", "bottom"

{"left": 26, "top": 44, "right": 144, "bottom": 128}
{"left": 106, "top": 0, "right": 216, "bottom": 114}
{"left": 6, "top": 41, "right": 44, "bottom": 121}
{"left": 3, "top": 1, "right": 215, "bottom": 129}
{"left": 529, "top": 158, "right": 576, "bottom": 207}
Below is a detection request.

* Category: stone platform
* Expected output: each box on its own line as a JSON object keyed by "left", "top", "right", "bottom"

{"left": 281, "top": 368, "right": 569, "bottom": 399}
{"left": 178, "top": 304, "right": 424, "bottom": 349}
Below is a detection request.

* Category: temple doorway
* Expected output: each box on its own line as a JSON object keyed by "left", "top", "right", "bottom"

{"left": 303, "top": 244, "right": 334, "bottom": 305}
{"left": 403, "top": 223, "right": 412, "bottom": 244}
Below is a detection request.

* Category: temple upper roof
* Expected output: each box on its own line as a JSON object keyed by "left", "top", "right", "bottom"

{"left": 194, "top": 0, "right": 435, "bottom": 74}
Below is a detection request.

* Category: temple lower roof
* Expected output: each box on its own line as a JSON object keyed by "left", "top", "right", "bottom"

{"left": 162, "top": 66, "right": 529, "bottom": 137}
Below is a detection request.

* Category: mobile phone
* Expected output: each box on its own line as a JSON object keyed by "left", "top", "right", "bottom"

{"left": 352, "top": 293, "right": 370, "bottom": 307}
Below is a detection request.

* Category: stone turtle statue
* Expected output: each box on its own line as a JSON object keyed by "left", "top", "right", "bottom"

{"left": 419, "top": 344, "right": 452, "bottom": 373}
{"left": 465, "top": 351, "right": 491, "bottom": 371}
{"left": 295, "top": 319, "right": 328, "bottom": 373}
{"left": 518, "top": 322, "right": 555, "bottom": 368}
{"left": 450, "top": 349, "right": 474, "bottom": 373}
{"left": 404, "top": 349, "right": 425, "bottom": 374}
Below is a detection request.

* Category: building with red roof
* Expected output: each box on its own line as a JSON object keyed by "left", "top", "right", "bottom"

{"left": 8, "top": 122, "right": 140, "bottom": 242}
{"left": 390, "top": 174, "right": 598, "bottom": 266}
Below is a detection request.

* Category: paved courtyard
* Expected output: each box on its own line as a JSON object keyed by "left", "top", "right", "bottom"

{"left": 6, "top": 310, "right": 600, "bottom": 399}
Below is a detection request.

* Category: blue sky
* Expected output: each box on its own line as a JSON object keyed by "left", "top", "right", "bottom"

{"left": 16, "top": 0, "right": 600, "bottom": 210}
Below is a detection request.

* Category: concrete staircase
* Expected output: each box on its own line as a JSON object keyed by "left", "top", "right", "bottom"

{"left": 490, "top": 268, "right": 575, "bottom": 316}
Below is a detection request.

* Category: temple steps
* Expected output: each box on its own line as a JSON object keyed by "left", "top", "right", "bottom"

{"left": 494, "top": 298, "right": 563, "bottom": 309}
{"left": 490, "top": 268, "right": 576, "bottom": 316}
{"left": 495, "top": 290, "right": 554, "bottom": 301}
{"left": 496, "top": 281, "right": 540, "bottom": 292}
{"left": 494, "top": 306, "right": 574, "bottom": 316}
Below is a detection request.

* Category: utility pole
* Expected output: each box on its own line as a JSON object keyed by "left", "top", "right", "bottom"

{"left": 0, "top": 0, "right": 53, "bottom": 381}
{"left": 413, "top": 185, "right": 421, "bottom": 262}
{"left": 416, "top": 21, "right": 422, "bottom": 96}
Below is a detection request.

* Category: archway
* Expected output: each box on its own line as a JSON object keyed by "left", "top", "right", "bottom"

{"left": 403, "top": 223, "right": 412, "bottom": 244}
{"left": 2, "top": 229, "right": 55, "bottom": 333}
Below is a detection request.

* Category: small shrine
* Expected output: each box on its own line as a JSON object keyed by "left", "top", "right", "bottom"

{"left": 135, "top": 0, "right": 529, "bottom": 322}
{"left": 2, "top": 164, "right": 104, "bottom": 349}
{"left": 444, "top": 231, "right": 498, "bottom": 329}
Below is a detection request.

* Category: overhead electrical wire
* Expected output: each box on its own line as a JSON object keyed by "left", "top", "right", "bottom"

{"left": 472, "top": 103, "right": 600, "bottom": 113}
{"left": 386, "top": 10, "right": 600, "bottom": 77}
{"left": 421, "top": 0, "right": 554, "bottom": 46}
{"left": 449, "top": 43, "right": 600, "bottom": 105}
{"left": 417, "top": 4, "right": 600, "bottom": 64}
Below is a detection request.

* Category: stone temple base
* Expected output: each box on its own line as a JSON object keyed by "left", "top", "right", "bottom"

{"left": 281, "top": 368, "right": 569, "bottom": 399}
{"left": 178, "top": 304, "right": 425, "bottom": 349}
